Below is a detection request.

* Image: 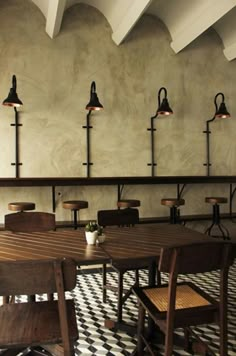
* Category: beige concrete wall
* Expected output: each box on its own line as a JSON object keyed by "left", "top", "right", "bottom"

{"left": 0, "top": 0, "right": 235, "bottom": 223}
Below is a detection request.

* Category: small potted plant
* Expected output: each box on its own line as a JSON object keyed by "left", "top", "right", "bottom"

{"left": 85, "top": 221, "right": 105, "bottom": 244}
{"left": 85, "top": 221, "right": 98, "bottom": 245}
{"left": 97, "top": 225, "right": 106, "bottom": 243}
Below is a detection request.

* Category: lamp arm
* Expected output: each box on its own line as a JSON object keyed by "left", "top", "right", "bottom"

{"left": 90, "top": 81, "right": 96, "bottom": 96}
{"left": 206, "top": 115, "right": 216, "bottom": 125}
{"left": 204, "top": 116, "right": 215, "bottom": 176}
{"left": 12, "top": 75, "right": 17, "bottom": 90}
{"left": 86, "top": 110, "right": 92, "bottom": 177}
{"left": 214, "top": 92, "right": 224, "bottom": 108}
{"left": 158, "top": 87, "right": 167, "bottom": 107}
{"left": 150, "top": 112, "right": 159, "bottom": 176}
{"left": 150, "top": 112, "right": 158, "bottom": 121}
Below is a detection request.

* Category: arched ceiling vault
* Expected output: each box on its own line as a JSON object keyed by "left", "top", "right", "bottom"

{"left": 31, "top": 0, "right": 236, "bottom": 61}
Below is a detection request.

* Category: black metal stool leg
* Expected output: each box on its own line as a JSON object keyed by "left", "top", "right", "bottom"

{"left": 72, "top": 209, "right": 78, "bottom": 230}
{"left": 218, "top": 223, "right": 230, "bottom": 240}
{"left": 205, "top": 222, "right": 214, "bottom": 235}
{"left": 205, "top": 204, "right": 230, "bottom": 240}
{"left": 170, "top": 206, "right": 178, "bottom": 224}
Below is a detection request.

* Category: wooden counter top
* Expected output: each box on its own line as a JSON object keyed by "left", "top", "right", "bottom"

{"left": 0, "top": 175, "right": 235, "bottom": 187}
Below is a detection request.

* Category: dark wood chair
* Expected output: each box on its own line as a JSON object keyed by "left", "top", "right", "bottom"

{"left": 4, "top": 212, "right": 56, "bottom": 304}
{"left": 0, "top": 258, "right": 78, "bottom": 356}
{"left": 5, "top": 211, "right": 56, "bottom": 232}
{"left": 133, "top": 242, "right": 233, "bottom": 356}
{"left": 97, "top": 208, "right": 149, "bottom": 325}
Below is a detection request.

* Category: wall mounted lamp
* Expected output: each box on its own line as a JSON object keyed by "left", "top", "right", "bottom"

{"left": 2, "top": 75, "right": 23, "bottom": 178}
{"left": 203, "top": 92, "right": 230, "bottom": 176}
{"left": 147, "top": 87, "right": 173, "bottom": 176}
{"left": 83, "top": 81, "right": 103, "bottom": 177}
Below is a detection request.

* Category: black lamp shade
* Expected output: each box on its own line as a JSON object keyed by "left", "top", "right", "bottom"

{"left": 86, "top": 81, "right": 103, "bottom": 111}
{"left": 215, "top": 102, "right": 230, "bottom": 118}
{"left": 157, "top": 98, "right": 173, "bottom": 115}
{"left": 3, "top": 89, "right": 23, "bottom": 107}
{"left": 2, "top": 75, "right": 23, "bottom": 107}
{"left": 86, "top": 92, "right": 103, "bottom": 111}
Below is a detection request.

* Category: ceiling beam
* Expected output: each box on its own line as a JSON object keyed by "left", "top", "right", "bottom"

{"left": 170, "top": 0, "right": 236, "bottom": 53}
{"left": 224, "top": 42, "right": 236, "bottom": 61}
{"left": 112, "top": 0, "right": 152, "bottom": 45}
{"left": 46, "top": 0, "right": 66, "bottom": 39}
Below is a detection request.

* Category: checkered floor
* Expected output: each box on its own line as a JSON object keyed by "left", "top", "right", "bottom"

{"left": 3, "top": 261, "right": 236, "bottom": 355}
{"left": 71, "top": 262, "right": 236, "bottom": 355}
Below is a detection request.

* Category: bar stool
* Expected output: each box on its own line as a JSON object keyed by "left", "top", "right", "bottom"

{"left": 161, "top": 198, "right": 185, "bottom": 224}
{"left": 8, "top": 202, "right": 35, "bottom": 212}
{"left": 117, "top": 199, "right": 141, "bottom": 209}
{"left": 205, "top": 197, "right": 230, "bottom": 240}
{"left": 63, "top": 200, "right": 88, "bottom": 229}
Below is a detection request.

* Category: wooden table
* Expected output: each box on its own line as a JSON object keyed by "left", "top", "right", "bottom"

{"left": 0, "top": 224, "right": 231, "bottom": 353}
{"left": 0, "top": 224, "right": 227, "bottom": 356}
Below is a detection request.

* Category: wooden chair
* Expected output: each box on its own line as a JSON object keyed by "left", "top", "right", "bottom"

{"left": 97, "top": 208, "right": 149, "bottom": 325}
{"left": 133, "top": 242, "right": 233, "bottom": 356}
{"left": 4, "top": 212, "right": 56, "bottom": 304}
{"left": 0, "top": 258, "right": 78, "bottom": 356}
{"left": 5, "top": 211, "right": 56, "bottom": 232}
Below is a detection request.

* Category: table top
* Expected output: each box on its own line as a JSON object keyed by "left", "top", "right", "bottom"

{"left": 0, "top": 225, "right": 227, "bottom": 266}
{"left": 100, "top": 224, "right": 211, "bottom": 265}
{"left": 0, "top": 230, "right": 109, "bottom": 265}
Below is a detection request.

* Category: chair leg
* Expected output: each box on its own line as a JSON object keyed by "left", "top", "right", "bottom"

{"left": 137, "top": 302, "right": 145, "bottom": 355}
{"left": 28, "top": 295, "right": 36, "bottom": 302}
{"left": 135, "top": 270, "right": 139, "bottom": 285}
{"left": 220, "top": 301, "right": 228, "bottom": 356}
{"left": 117, "top": 271, "right": 124, "bottom": 322}
{"left": 165, "top": 321, "right": 174, "bottom": 356}
{"left": 3, "top": 296, "right": 10, "bottom": 304}
{"left": 184, "top": 327, "right": 192, "bottom": 352}
{"left": 102, "top": 263, "right": 107, "bottom": 303}
{"left": 156, "top": 270, "right": 161, "bottom": 286}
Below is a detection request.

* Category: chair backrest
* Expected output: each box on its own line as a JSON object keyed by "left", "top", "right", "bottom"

{"left": 0, "top": 258, "right": 77, "bottom": 355}
{"left": 97, "top": 208, "right": 139, "bottom": 227}
{"left": 0, "top": 258, "right": 77, "bottom": 296}
{"left": 5, "top": 211, "right": 56, "bottom": 232}
{"left": 159, "top": 242, "right": 233, "bottom": 275}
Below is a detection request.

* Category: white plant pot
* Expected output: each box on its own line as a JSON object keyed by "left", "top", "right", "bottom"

{"left": 85, "top": 231, "right": 98, "bottom": 245}
{"left": 97, "top": 234, "right": 106, "bottom": 243}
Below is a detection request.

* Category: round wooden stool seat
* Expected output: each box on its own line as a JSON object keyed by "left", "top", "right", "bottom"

{"left": 205, "top": 197, "right": 228, "bottom": 205}
{"left": 161, "top": 198, "right": 185, "bottom": 207}
{"left": 117, "top": 199, "right": 141, "bottom": 208}
{"left": 161, "top": 198, "right": 185, "bottom": 224}
{"left": 63, "top": 200, "right": 88, "bottom": 210}
{"left": 63, "top": 200, "right": 88, "bottom": 230}
{"left": 8, "top": 202, "right": 35, "bottom": 212}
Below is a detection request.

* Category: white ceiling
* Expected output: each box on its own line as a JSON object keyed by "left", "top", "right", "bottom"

{"left": 31, "top": 0, "right": 236, "bottom": 61}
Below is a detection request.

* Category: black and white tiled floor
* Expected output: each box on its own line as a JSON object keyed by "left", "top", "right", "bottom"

{"left": 5, "top": 261, "right": 236, "bottom": 355}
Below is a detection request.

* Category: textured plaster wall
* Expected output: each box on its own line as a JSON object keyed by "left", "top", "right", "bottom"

{"left": 0, "top": 0, "right": 235, "bottom": 223}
